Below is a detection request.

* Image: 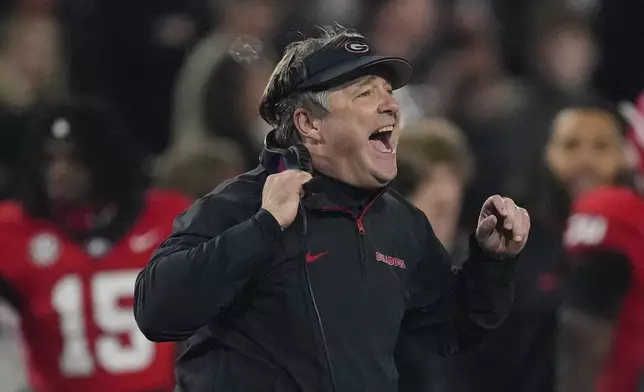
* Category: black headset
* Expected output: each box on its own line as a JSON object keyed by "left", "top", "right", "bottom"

{"left": 260, "top": 131, "right": 338, "bottom": 392}
{"left": 260, "top": 130, "right": 313, "bottom": 174}
{"left": 283, "top": 144, "right": 313, "bottom": 173}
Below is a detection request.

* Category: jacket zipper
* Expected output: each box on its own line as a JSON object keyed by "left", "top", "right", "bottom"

{"left": 321, "top": 188, "right": 386, "bottom": 278}
{"left": 356, "top": 218, "right": 366, "bottom": 277}
{"left": 356, "top": 218, "right": 365, "bottom": 234}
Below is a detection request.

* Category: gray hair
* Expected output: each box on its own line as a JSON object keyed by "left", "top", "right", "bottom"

{"left": 260, "top": 25, "right": 364, "bottom": 146}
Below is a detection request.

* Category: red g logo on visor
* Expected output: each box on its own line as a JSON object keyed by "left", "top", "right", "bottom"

{"left": 345, "top": 42, "right": 369, "bottom": 53}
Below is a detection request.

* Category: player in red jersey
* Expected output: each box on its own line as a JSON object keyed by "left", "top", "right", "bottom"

{"left": 559, "top": 94, "right": 644, "bottom": 392}
{"left": 0, "top": 100, "right": 191, "bottom": 392}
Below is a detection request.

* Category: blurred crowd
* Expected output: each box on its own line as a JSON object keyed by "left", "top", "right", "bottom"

{"left": 1, "top": 0, "right": 644, "bottom": 391}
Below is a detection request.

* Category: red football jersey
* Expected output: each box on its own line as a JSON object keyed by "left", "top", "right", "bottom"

{"left": 564, "top": 186, "right": 644, "bottom": 392}
{"left": 0, "top": 190, "right": 191, "bottom": 392}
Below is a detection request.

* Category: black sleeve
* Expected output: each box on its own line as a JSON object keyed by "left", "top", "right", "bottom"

{"left": 401, "top": 217, "right": 517, "bottom": 356}
{"left": 0, "top": 275, "right": 21, "bottom": 311}
{"left": 133, "top": 192, "right": 284, "bottom": 342}
{"left": 564, "top": 249, "right": 632, "bottom": 320}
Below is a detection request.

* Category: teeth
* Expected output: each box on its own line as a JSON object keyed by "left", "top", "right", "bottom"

{"left": 376, "top": 125, "right": 394, "bottom": 133}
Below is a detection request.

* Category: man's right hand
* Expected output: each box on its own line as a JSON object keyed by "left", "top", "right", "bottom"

{"left": 261, "top": 170, "right": 312, "bottom": 228}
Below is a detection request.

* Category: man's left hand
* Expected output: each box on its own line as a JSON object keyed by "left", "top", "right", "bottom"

{"left": 476, "top": 195, "right": 530, "bottom": 260}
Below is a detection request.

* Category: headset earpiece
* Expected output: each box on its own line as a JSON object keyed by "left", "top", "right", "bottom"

{"left": 261, "top": 130, "right": 313, "bottom": 174}
{"left": 284, "top": 144, "right": 313, "bottom": 174}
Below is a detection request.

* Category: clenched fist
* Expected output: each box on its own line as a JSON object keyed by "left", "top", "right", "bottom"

{"left": 476, "top": 195, "right": 530, "bottom": 259}
{"left": 262, "top": 170, "right": 313, "bottom": 228}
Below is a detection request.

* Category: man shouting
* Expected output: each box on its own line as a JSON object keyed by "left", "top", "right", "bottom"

{"left": 134, "top": 26, "right": 530, "bottom": 392}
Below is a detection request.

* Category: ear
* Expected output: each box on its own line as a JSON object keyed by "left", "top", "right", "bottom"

{"left": 293, "top": 108, "right": 323, "bottom": 144}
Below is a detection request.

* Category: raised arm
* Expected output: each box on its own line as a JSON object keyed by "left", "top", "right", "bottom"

{"left": 401, "top": 217, "right": 517, "bottom": 355}
{"left": 401, "top": 195, "right": 527, "bottom": 355}
{"left": 134, "top": 170, "right": 311, "bottom": 342}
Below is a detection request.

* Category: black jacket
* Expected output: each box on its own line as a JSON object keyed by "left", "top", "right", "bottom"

{"left": 134, "top": 166, "right": 518, "bottom": 392}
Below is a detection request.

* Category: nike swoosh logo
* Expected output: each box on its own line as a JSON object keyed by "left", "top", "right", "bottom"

{"left": 306, "top": 251, "right": 329, "bottom": 263}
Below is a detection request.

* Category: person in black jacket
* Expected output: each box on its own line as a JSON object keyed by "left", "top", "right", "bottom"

{"left": 133, "top": 26, "right": 531, "bottom": 392}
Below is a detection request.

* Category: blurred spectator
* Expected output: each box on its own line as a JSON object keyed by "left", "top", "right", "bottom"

{"left": 456, "top": 99, "right": 629, "bottom": 392}
{"left": 515, "top": 99, "right": 630, "bottom": 292}
{"left": 530, "top": 8, "right": 598, "bottom": 99}
{"left": 362, "top": 0, "right": 442, "bottom": 63}
{"left": 209, "top": 0, "right": 287, "bottom": 40}
{"left": 511, "top": 98, "right": 630, "bottom": 219}
{"left": 557, "top": 93, "right": 644, "bottom": 392}
{"left": 545, "top": 103, "right": 629, "bottom": 200}
{"left": 399, "top": 0, "right": 529, "bottom": 119}
{"left": 503, "top": 7, "right": 601, "bottom": 217}
{"left": 155, "top": 137, "right": 246, "bottom": 199}
{"left": 0, "top": 98, "right": 191, "bottom": 392}
{"left": 0, "top": 14, "right": 67, "bottom": 111}
{"left": 169, "top": 0, "right": 284, "bottom": 169}
{"left": 170, "top": 53, "right": 274, "bottom": 170}
{"left": 393, "top": 118, "right": 473, "bottom": 252}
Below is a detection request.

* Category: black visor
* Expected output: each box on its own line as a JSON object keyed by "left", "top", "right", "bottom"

{"left": 293, "top": 39, "right": 413, "bottom": 91}
{"left": 260, "top": 37, "right": 413, "bottom": 125}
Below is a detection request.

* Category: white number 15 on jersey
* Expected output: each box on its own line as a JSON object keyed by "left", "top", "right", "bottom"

{"left": 52, "top": 270, "right": 154, "bottom": 376}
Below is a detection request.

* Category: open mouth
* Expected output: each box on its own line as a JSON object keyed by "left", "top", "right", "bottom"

{"left": 368, "top": 126, "right": 394, "bottom": 153}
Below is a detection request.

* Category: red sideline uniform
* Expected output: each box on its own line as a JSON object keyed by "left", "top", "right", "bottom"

{"left": 564, "top": 186, "right": 644, "bottom": 392}
{"left": 0, "top": 190, "right": 191, "bottom": 392}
